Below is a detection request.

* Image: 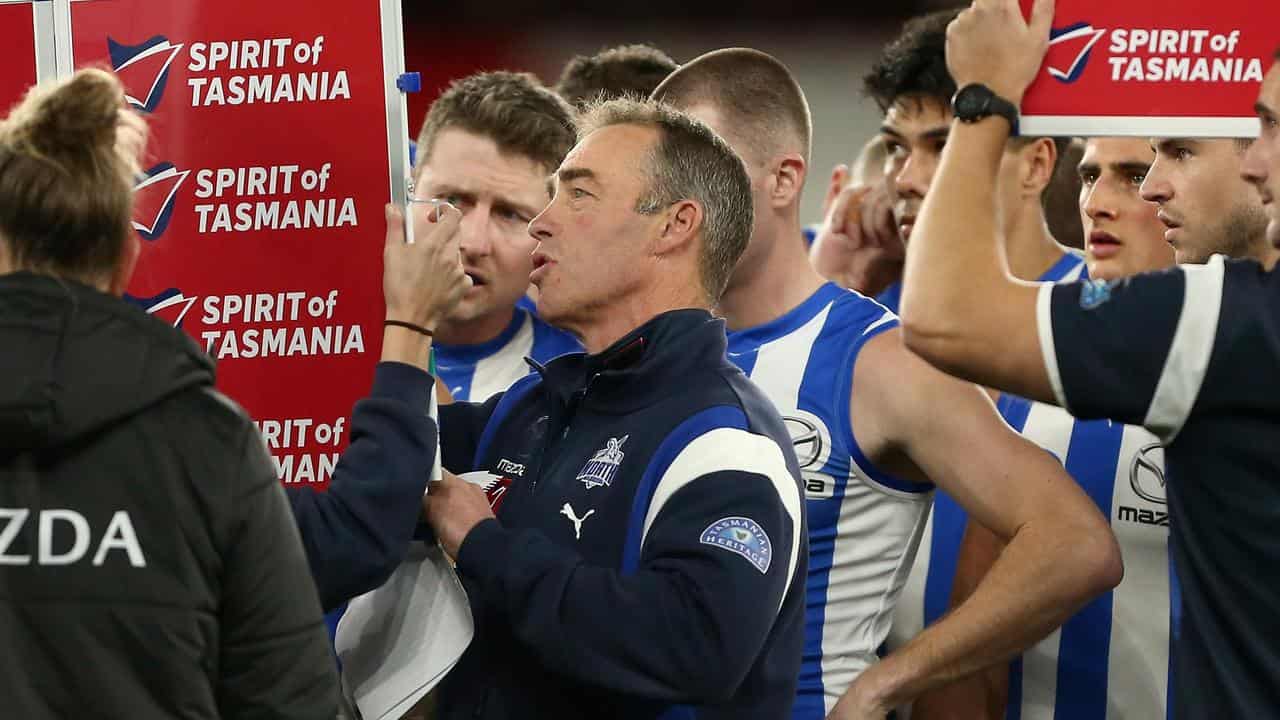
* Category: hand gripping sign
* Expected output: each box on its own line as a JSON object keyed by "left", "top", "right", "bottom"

{"left": 1018, "top": 0, "right": 1276, "bottom": 137}
{"left": 69, "top": 0, "right": 418, "bottom": 488}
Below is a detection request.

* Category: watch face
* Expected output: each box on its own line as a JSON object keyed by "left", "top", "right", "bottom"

{"left": 956, "top": 86, "right": 991, "bottom": 118}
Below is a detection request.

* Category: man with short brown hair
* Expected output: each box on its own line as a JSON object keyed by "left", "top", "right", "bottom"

{"left": 413, "top": 72, "right": 580, "bottom": 402}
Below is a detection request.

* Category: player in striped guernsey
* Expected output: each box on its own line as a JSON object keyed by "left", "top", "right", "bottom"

{"left": 413, "top": 72, "right": 581, "bottom": 403}
{"left": 855, "top": 13, "right": 1171, "bottom": 719}
{"left": 653, "top": 48, "right": 1122, "bottom": 720}
{"left": 906, "top": 137, "right": 1177, "bottom": 720}
{"left": 901, "top": 4, "right": 1280, "bottom": 716}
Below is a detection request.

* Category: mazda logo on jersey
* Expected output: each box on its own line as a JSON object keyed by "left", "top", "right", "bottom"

{"left": 784, "top": 410, "right": 835, "bottom": 500}
{"left": 1129, "top": 442, "right": 1167, "bottom": 505}
{"left": 783, "top": 415, "right": 823, "bottom": 469}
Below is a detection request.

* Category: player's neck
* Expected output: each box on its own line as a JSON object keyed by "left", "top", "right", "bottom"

{"left": 1004, "top": 213, "right": 1073, "bottom": 282}
{"left": 434, "top": 306, "right": 518, "bottom": 347}
{"left": 719, "top": 227, "right": 826, "bottom": 332}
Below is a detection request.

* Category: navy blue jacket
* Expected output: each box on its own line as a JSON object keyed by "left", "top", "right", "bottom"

{"left": 286, "top": 362, "right": 438, "bottom": 612}
{"left": 437, "top": 309, "right": 807, "bottom": 720}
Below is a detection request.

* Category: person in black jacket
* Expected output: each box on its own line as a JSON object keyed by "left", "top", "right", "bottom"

{"left": 423, "top": 98, "right": 807, "bottom": 720}
{"left": 0, "top": 69, "right": 466, "bottom": 717}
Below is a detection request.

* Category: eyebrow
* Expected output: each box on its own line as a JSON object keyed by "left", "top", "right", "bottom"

{"left": 557, "top": 167, "right": 596, "bottom": 184}
{"left": 1257, "top": 101, "right": 1277, "bottom": 118}
{"left": 424, "top": 182, "right": 543, "bottom": 219}
{"left": 879, "top": 125, "right": 951, "bottom": 142}
{"left": 1152, "top": 138, "right": 1190, "bottom": 154}
{"left": 1079, "top": 160, "right": 1151, "bottom": 175}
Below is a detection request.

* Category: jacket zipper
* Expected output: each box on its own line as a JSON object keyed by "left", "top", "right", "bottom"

{"left": 530, "top": 372, "right": 600, "bottom": 494}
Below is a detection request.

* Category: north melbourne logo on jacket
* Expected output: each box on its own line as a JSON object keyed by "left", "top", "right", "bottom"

{"left": 576, "top": 435, "right": 628, "bottom": 489}
{"left": 700, "top": 517, "right": 772, "bottom": 574}
{"left": 109, "top": 36, "right": 185, "bottom": 114}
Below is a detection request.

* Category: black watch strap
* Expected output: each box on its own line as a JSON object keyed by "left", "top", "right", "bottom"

{"left": 952, "top": 84, "right": 1020, "bottom": 136}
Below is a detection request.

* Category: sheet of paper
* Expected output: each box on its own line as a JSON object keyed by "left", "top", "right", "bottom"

{"left": 335, "top": 540, "right": 473, "bottom": 720}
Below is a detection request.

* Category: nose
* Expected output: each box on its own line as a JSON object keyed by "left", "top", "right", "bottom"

{"left": 1082, "top": 181, "right": 1118, "bottom": 222}
{"left": 1139, "top": 156, "right": 1172, "bottom": 204}
{"left": 457, "top": 206, "right": 492, "bottom": 259}
{"left": 1240, "top": 136, "right": 1271, "bottom": 191}
{"left": 893, "top": 152, "right": 933, "bottom": 203}
{"left": 528, "top": 203, "right": 556, "bottom": 244}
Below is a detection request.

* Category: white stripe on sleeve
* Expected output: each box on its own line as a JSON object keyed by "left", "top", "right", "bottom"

{"left": 1036, "top": 283, "right": 1070, "bottom": 411}
{"left": 1143, "top": 255, "right": 1226, "bottom": 443}
{"left": 641, "top": 427, "right": 802, "bottom": 612}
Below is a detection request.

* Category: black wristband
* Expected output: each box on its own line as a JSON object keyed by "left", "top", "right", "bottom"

{"left": 384, "top": 319, "right": 434, "bottom": 337}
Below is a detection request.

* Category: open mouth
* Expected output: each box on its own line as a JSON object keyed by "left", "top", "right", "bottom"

{"left": 1087, "top": 230, "right": 1122, "bottom": 258}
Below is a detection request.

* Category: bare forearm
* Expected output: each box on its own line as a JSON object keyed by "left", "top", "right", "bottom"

{"left": 912, "top": 522, "right": 1008, "bottom": 720}
{"left": 911, "top": 667, "right": 1006, "bottom": 720}
{"left": 851, "top": 519, "right": 1119, "bottom": 709}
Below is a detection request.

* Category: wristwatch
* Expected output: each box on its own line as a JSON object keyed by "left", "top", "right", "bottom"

{"left": 951, "top": 84, "right": 1020, "bottom": 136}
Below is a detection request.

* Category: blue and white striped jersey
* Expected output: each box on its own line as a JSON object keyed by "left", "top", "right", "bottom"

{"left": 889, "top": 252, "right": 1173, "bottom": 719}
{"left": 726, "top": 283, "right": 932, "bottom": 719}
{"left": 434, "top": 307, "right": 580, "bottom": 402}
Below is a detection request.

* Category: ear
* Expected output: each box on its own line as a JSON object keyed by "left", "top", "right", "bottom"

{"left": 1022, "top": 137, "right": 1058, "bottom": 198}
{"left": 822, "top": 164, "right": 850, "bottom": 217}
{"left": 654, "top": 199, "right": 703, "bottom": 257}
{"left": 769, "top": 154, "right": 808, "bottom": 210}
{"left": 108, "top": 233, "right": 140, "bottom": 296}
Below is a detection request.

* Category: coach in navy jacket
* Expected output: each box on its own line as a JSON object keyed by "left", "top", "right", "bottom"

{"left": 423, "top": 99, "right": 807, "bottom": 719}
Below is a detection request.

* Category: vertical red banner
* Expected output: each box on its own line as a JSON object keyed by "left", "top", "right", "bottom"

{"left": 0, "top": 1, "right": 38, "bottom": 113}
{"left": 70, "top": 0, "right": 397, "bottom": 487}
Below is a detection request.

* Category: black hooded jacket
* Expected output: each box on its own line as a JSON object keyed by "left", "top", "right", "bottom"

{"left": 0, "top": 273, "right": 337, "bottom": 719}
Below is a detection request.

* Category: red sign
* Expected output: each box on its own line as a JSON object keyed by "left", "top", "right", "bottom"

{"left": 71, "top": 0, "right": 402, "bottom": 487}
{"left": 0, "top": 2, "right": 38, "bottom": 114}
{"left": 1019, "top": 0, "right": 1277, "bottom": 137}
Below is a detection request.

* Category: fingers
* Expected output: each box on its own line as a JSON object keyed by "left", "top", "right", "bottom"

{"left": 833, "top": 184, "right": 873, "bottom": 238}
{"left": 385, "top": 203, "right": 405, "bottom": 247}
{"left": 1029, "top": 0, "right": 1055, "bottom": 36}
{"left": 859, "top": 184, "right": 893, "bottom": 247}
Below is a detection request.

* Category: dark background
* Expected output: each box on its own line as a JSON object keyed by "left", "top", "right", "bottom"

{"left": 399, "top": 1, "right": 967, "bottom": 222}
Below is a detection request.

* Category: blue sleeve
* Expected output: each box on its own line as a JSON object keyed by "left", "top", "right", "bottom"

{"left": 455, "top": 438, "right": 800, "bottom": 703}
{"left": 286, "top": 362, "right": 437, "bottom": 612}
